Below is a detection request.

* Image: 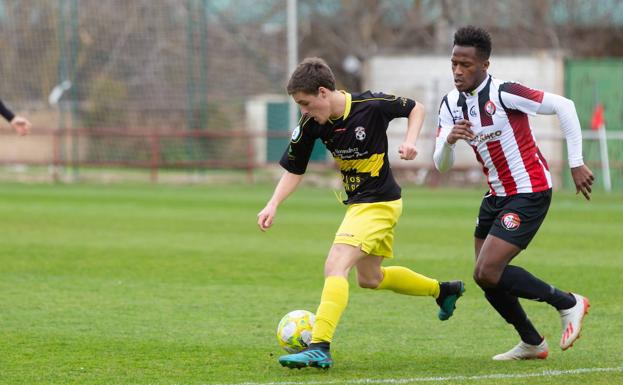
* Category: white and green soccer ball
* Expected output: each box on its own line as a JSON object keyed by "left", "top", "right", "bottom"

{"left": 276, "top": 310, "right": 315, "bottom": 353}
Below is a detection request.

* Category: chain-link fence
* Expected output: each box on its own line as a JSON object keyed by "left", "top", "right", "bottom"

{"left": 0, "top": 0, "right": 289, "bottom": 181}
{"left": 0, "top": 0, "right": 621, "bottom": 188}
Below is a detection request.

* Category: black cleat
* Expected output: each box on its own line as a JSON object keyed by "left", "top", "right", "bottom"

{"left": 436, "top": 280, "right": 465, "bottom": 320}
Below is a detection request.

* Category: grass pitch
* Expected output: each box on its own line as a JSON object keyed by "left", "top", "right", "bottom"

{"left": 0, "top": 182, "right": 621, "bottom": 385}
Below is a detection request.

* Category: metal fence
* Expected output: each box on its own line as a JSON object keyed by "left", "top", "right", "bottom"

{"left": 0, "top": 1, "right": 621, "bottom": 190}
{"left": 1, "top": 127, "right": 620, "bottom": 192}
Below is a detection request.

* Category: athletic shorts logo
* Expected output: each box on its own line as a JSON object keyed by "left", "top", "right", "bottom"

{"left": 291, "top": 125, "right": 302, "bottom": 143}
{"left": 485, "top": 101, "right": 497, "bottom": 116}
{"left": 355, "top": 126, "right": 366, "bottom": 141}
{"left": 501, "top": 212, "right": 521, "bottom": 231}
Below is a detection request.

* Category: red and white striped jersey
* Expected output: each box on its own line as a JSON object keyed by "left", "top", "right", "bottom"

{"left": 436, "top": 75, "right": 552, "bottom": 196}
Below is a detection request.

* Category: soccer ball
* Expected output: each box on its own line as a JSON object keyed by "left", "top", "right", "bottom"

{"left": 276, "top": 310, "right": 315, "bottom": 353}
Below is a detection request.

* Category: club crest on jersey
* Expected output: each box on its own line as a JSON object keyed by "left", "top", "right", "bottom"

{"left": 501, "top": 212, "right": 521, "bottom": 231}
{"left": 291, "top": 125, "right": 302, "bottom": 143}
{"left": 485, "top": 101, "right": 497, "bottom": 116}
{"left": 355, "top": 126, "right": 366, "bottom": 141}
{"left": 469, "top": 105, "right": 477, "bottom": 117}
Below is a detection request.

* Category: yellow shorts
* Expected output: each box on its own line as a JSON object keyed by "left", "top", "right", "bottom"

{"left": 333, "top": 198, "right": 403, "bottom": 258}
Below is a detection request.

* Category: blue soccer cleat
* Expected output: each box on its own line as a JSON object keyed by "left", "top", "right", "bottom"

{"left": 436, "top": 280, "right": 465, "bottom": 320}
{"left": 279, "top": 348, "right": 333, "bottom": 369}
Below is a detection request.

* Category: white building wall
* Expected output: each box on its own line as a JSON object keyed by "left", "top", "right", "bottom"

{"left": 363, "top": 53, "right": 565, "bottom": 180}
{"left": 245, "top": 94, "right": 289, "bottom": 165}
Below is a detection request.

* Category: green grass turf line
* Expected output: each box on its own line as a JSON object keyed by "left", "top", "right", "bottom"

{"left": 0, "top": 183, "right": 621, "bottom": 384}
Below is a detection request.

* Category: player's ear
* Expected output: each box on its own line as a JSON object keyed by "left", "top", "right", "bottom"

{"left": 482, "top": 60, "right": 490, "bottom": 71}
{"left": 318, "top": 86, "right": 328, "bottom": 98}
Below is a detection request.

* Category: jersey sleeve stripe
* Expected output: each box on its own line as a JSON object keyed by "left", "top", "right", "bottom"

{"left": 501, "top": 82, "right": 544, "bottom": 103}
{"left": 351, "top": 96, "right": 399, "bottom": 103}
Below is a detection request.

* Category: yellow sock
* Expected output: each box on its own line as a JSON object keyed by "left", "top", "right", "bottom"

{"left": 311, "top": 276, "right": 349, "bottom": 344}
{"left": 376, "top": 266, "right": 440, "bottom": 297}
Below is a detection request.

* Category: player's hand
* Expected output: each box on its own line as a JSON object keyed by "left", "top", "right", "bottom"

{"left": 398, "top": 142, "right": 418, "bottom": 160}
{"left": 447, "top": 119, "right": 474, "bottom": 144}
{"left": 257, "top": 204, "right": 277, "bottom": 232}
{"left": 570, "top": 165, "right": 594, "bottom": 201}
{"left": 11, "top": 116, "right": 31, "bottom": 136}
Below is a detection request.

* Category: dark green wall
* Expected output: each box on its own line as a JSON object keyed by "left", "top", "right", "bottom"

{"left": 564, "top": 59, "right": 623, "bottom": 190}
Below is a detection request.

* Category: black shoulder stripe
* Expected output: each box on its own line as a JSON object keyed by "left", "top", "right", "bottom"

{"left": 457, "top": 93, "right": 468, "bottom": 119}
{"left": 439, "top": 95, "right": 453, "bottom": 123}
{"left": 478, "top": 76, "right": 493, "bottom": 126}
{"left": 498, "top": 82, "right": 511, "bottom": 111}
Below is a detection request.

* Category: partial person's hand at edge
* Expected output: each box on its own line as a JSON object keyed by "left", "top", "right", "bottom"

{"left": 11, "top": 116, "right": 31, "bottom": 136}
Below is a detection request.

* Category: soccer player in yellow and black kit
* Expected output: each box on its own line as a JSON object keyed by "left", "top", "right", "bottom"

{"left": 257, "top": 57, "right": 464, "bottom": 369}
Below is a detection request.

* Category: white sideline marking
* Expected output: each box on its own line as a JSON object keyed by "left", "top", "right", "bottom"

{"left": 212, "top": 366, "right": 623, "bottom": 385}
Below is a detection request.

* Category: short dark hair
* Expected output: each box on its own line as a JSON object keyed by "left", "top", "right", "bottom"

{"left": 453, "top": 26, "right": 492, "bottom": 60}
{"left": 286, "top": 57, "right": 336, "bottom": 95}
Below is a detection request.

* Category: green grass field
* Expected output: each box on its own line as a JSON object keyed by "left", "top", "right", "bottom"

{"left": 1, "top": 182, "right": 621, "bottom": 385}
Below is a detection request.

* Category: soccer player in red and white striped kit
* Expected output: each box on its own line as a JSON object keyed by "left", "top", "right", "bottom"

{"left": 434, "top": 26, "right": 594, "bottom": 360}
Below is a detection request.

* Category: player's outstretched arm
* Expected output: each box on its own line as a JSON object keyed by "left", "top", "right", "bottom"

{"left": 11, "top": 116, "right": 31, "bottom": 136}
{"left": 257, "top": 171, "right": 303, "bottom": 231}
{"left": 536, "top": 93, "right": 594, "bottom": 200}
{"left": 398, "top": 102, "right": 425, "bottom": 160}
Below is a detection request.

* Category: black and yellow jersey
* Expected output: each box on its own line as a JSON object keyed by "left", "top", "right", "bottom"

{"left": 279, "top": 91, "right": 416, "bottom": 204}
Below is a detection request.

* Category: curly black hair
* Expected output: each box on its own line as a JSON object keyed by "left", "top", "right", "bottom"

{"left": 453, "top": 26, "right": 492, "bottom": 60}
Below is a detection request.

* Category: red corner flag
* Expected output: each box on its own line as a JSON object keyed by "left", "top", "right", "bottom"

{"left": 591, "top": 103, "right": 605, "bottom": 131}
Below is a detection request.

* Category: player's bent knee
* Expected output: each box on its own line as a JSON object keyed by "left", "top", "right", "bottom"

{"left": 357, "top": 276, "right": 381, "bottom": 289}
{"left": 356, "top": 265, "right": 384, "bottom": 289}
{"left": 473, "top": 269, "right": 498, "bottom": 288}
